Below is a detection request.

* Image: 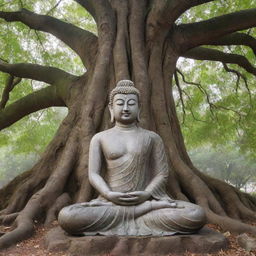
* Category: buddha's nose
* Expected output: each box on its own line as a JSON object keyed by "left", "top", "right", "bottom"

{"left": 123, "top": 104, "right": 129, "bottom": 112}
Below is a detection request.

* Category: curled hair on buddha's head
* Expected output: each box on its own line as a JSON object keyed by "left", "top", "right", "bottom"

{"left": 109, "top": 80, "right": 140, "bottom": 106}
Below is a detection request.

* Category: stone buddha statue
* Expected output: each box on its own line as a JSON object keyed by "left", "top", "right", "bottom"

{"left": 58, "top": 80, "right": 206, "bottom": 236}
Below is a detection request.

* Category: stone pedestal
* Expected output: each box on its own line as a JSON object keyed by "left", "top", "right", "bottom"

{"left": 45, "top": 227, "right": 228, "bottom": 256}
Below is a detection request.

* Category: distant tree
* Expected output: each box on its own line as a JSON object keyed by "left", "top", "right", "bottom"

{"left": 190, "top": 146, "right": 256, "bottom": 190}
{"left": 0, "top": 147, "right": 39, "bottom": 188}
{"left": 0, "top": 0, "right": 256, "bottom": 249}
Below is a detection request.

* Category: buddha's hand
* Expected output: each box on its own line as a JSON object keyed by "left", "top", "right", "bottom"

{"left": 123, "top": 191, "right": 151, "bottom": 205}
{"left": 106, "top": 191, "right": 133, "bottom": 205}
{"left": 106, "top": 191, "right": 151, "bottom": 206}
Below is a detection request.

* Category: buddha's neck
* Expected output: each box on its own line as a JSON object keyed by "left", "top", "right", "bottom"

{"left": 115, "top": 122, "right": 138, "bottom": 130}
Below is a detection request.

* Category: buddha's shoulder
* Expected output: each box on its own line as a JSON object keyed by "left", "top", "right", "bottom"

{"left": 139, "top": 128, "right": 163, "bottom": 141}
{"left": 90, "top": 128, "right": 115, "bottom": 141}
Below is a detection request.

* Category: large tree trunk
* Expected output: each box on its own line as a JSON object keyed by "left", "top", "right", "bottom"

{"left": 0, "top": 0, "right": 256, "bottom": 250}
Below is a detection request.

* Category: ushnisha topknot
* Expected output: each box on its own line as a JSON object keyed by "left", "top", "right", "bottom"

{"left": 109, "top": 80, "right": 140, "bottom": 106}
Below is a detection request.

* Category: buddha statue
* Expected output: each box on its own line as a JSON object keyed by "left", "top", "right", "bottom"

{"left": 58, "top": 80, "right": 206, "bottom": 236}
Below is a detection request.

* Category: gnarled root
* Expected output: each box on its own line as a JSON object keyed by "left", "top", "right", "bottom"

{"left": 45, "top": 193, "right": 71, "bottom": 226}
{"left": 0, "top": 213, "right": 19, "bottom": 225}
{"left": 0, "top": 131, "right": 77, "bottom": 250}
{"left": 0, "top": 216, "right": 34, "bottom": 249}
{"left": 167, "top": 149, "right": 256, "bottom": 235}
{"left": 206, "top": 210, "right": 256, "bottom": 234}
{"left": 180, "top": 165, "right": 256, "bottom": 234}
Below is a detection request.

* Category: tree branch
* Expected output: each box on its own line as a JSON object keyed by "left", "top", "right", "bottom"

{"left": 75, "top": 0, "right": 114, "bottom": 39}
{"left": 0, "top": 8, "right": 98, "bottom": 68}
{"left": 209, "top": 33, "right": 256, "bottom": 56}
{"left": 0, "top": 86, "right": 65, "bottom": 131}
{"left": 0, "top": 76, "right": 22, "bottom": 109}
{"left": 74, "top": 0, "right": 96, "bottom": 21}
{"left": 223, "top": 63, "right": 246, "bottom": 93}
{"left": 46, "top": 0, "right": 63, "bottom": 15}
{"left": 146, "top": 0, "right": 204, "bottom": 41}
{"left": 146, "top": 0, "right": 216, "bottom": 40}
{"left": 188, "top": 0, "right": 216, "bottom": 6}
{"left": 177, "top": 8, "right": 256, "bottom": 50}
{"left": 222, "top": 63, "right": 252, "bottom": 104}
{"left": 75, "top": 0, "right": 116, "bottom": 29}
{"left": 195, "top": 83, "right": 216, "bottom": 120}
{"left": 176, "top": 68, "right": 201, "bottom": 87}
{"left": 182, "top": 47, "right": 256, "bottom": 76}
{"left": 0, "top": 60, "right": 77, "bottom": 85}
{"left": 178, "top": 88, "right": 208, "bottom": 123}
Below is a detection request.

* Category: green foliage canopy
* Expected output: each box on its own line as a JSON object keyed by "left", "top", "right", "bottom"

{"left": 175, "top": 0, "right": 256, "bottom": 155}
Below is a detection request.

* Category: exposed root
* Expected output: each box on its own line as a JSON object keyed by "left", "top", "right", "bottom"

{"left": 206, "top": 209, "right": 256, "bottom": 235}
{"left": 194, "top": 169, "right": 256, "bottom": 221}
{"left": 237, "top": 191, "right": 256, "bottom": 211}
{"left": 0, "top": 216, "right": 34, "bottom": 249}
{"left": 0, "top": 169, "right": 33, "bottom": 211}
{"left": 182, "top": 167, "right": 256, "bottom": 234}
{"left": 166, "top": 163, "right": 189, "bottom": 202}
{"left": 166, "top": 138, "right": 256, "bottom": 234}
{"left": 4, "top": 175, "right": 47, "bottom": 215}
{"left": 0, "top": 111, "right": 78, "bottom": 216}
{"left": 45, "top": 193, "right": 71, "bottom": 226}
{"left": 0, "top": 131, "right": 78, "bottom": 250}
{"left": 0, "top": 213, "right": 19, "bottom": 225}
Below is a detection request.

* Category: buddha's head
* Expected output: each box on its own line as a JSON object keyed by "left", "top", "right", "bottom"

{"left": 109, "top": 80, "right": 141, "bottom": 124}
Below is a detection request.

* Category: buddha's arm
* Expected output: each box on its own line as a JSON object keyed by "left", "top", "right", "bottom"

{"left": 88, "top": 135, "right": 111, "bottom": 197}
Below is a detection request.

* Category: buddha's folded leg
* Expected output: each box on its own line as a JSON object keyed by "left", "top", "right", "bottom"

{"left": 58, "top": 203, "right": 121, "bottom": 235}
{"left": 137, "top": 200, "right": 206, "bottom": 234}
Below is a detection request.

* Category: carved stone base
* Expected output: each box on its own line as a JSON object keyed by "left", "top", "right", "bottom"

{"left": 44, "top": 227, "right": 228, "bottom": 256}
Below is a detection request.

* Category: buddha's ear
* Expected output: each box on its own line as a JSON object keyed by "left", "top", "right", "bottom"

{"left": 137, "top": 104, "right": 141, "bottom": 123}
{"left": 108, "top": 105, "right": 115, "bottom": 123}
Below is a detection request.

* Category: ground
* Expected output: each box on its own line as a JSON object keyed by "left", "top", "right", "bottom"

{"left": 0, "top": 223, "right": 255, "bottom": 256}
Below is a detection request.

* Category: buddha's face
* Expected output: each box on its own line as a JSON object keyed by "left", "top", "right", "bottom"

{"left": 110, "top": 93, "right": 140, "bottom": 124}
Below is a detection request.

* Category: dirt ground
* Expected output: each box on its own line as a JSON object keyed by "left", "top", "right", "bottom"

{"left": 0, "top": 224, "right": 255, "bottom": 256}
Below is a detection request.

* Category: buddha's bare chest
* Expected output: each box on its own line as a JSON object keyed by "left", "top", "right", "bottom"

{"left": 101, "top": 133, "right": 142, "bottom": 161}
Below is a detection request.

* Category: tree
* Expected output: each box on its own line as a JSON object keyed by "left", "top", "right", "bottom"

{"left": 189, "top": 146, "right": 256, "bottom": 190}
{"left": 0, "top": 147, "right": 39, "bottom": 188}
{"left": 0, "top": 0, "right": 256, "bottom": 249}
